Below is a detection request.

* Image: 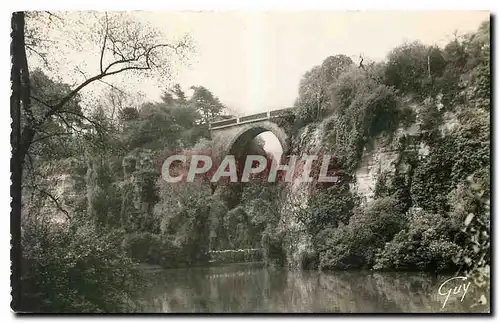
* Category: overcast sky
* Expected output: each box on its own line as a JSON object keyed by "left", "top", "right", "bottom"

{"left": 140, "top": 11, "right": 489, "bottom": 114}
{"left": 36, "top": 11, "right": 489, "bottom": 153}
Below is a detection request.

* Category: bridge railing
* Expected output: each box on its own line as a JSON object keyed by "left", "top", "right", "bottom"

{"left": 209, "top": 108, "right": 293, "bottom": 130}
{"left": 210, "top": 118, "right": 238, "bottom": 129}
{"left": 238, "top": 112, "right": 268, "bottom": 123}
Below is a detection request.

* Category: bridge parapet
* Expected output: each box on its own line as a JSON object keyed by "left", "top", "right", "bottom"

{"left": 209, "top": 108, "right": 293, "bottom": 130}
{"left": 238, "top": 112, "right": 268, "bottom": 123}
{"left": 269, "top": 108, "right": 293, "bottom": 117}
{"left": 209, "top": 118, "right": 238, "bottom": 128}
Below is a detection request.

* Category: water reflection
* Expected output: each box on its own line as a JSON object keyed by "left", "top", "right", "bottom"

{"left": 138, "top": 263, "right": 489, "bottom": 313}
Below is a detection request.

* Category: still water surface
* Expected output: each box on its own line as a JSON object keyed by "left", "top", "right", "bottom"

{"left": 138, "top": 263, "right": 489, "bottom": 313}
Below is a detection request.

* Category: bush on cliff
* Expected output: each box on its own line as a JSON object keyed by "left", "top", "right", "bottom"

{"left": 317, "top": 196, "right": 405, "bottom": 270}
{"left": 374, "top": 209, "right": 462, "bottom": 271}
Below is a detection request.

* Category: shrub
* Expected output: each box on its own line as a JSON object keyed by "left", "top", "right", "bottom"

{"left": 122, "top": 232, "right": 181, "bottom": 268}
{"left": 448, "top": 170, "right": 490, "bottom": 288}
{"left": 374, "top": 210, "right": 462, "bottom": 272}
{"left": 318, "top": 196, "right": 405, "bottom": 270}
{"left": 411, "top": 108, "right": 489, "bottom": 214}
{"left": 301, "top": 183, "right": 359, "bottom": 236}
{"left": 21, "top": 218, "right": 143, "bottom": 313}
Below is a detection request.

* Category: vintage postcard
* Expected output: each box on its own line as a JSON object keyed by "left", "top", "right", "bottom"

{"left": 10, "top": 9, "right": 491, "bottom": 314}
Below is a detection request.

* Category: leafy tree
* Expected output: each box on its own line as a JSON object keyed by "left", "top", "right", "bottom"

{"left": 189, "top": 86, "right": 226, "bottom": 123}
{"left": 119, "top": 107, "right": 140, "bottom": 122}
{"left": 160, "top": 84, "right": 189, "bottom": 106}
{"left": 294, "top": 55, "right": 354, "bottom": 122}
{"left": 384, "top": 41, "right": 435, "bottom": 96}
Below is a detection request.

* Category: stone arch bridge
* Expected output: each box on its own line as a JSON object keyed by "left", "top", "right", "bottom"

{"left": 209, "top": 108, "right": 294, "bottom": 158}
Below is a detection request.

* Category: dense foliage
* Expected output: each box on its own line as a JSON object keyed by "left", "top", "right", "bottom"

{"left": 21, "top": 218, "right": 144, "bottom": 312}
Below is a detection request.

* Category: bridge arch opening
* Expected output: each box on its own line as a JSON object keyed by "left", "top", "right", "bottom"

{"left": 227, "top": 123, "right": 288, "bottom": 158}
{"left": 257, "top": 131, "right": 283, "bottom": 159}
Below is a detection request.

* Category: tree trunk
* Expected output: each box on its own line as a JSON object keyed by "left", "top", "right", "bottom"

{"left": 10, "top": 11, "right": 25, "bottom": 312}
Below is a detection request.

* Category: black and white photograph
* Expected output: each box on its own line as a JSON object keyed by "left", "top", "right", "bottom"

{"left": 8, "top": 6, "right": 491, "bottom": 314}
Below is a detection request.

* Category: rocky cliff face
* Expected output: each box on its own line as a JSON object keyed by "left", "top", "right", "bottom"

{"left": 278, "top": 123, "right": 326, "bottom": 268}
{"left": 279, "top": 98, "right": 457, "bottom": 268}
{"left": 353, "top": 98, "right": 461, "bottom": 205}
{"left": 353, "top": 121, "right": 422, "bottom": 204}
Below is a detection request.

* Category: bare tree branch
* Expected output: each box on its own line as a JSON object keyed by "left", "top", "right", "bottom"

{"left": 26, "top": 44, "right": 49, "bottom": 67}
{"left": 44, "top": 11, "right": 64, "bottom": 23}
{"left": 97, "top": 79, "right": 129, "bottom": 96}
{"left": 57, "top": 109, "right": 104, "bottom": 128}
{"left": 99, "top": 12, "right": 109, "bottom": 74}
{"left": 39, "top": 189, "right": 71, "bottom": 221}
{"left": 30, "top": 94, "right": 54, "bottom": 109}
{"left": 102, "top": 57, "right": 138, "bottom": 74}
{"left": 75, "top": 65, "right": 88, "bottom": 80}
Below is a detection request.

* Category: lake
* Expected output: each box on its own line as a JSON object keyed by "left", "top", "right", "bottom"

{"left": 137, "top": 263, "right": 489, "bottom": 313}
